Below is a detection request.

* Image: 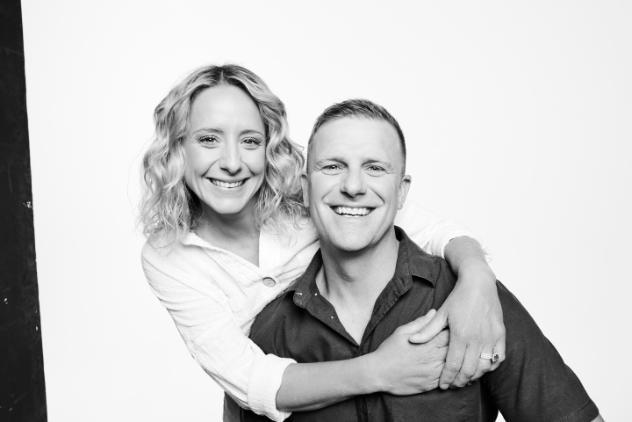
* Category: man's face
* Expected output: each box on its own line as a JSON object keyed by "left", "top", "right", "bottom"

{"left": 304, "top": 117, "right": 410, "bottom": 253}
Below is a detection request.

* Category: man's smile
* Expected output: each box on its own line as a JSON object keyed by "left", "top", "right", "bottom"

{"left": 331, "top": 206, "right": 374, "bottom": 217}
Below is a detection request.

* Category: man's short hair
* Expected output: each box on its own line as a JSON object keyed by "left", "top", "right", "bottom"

{"left": 307, "top": 99, "right": 407, "bottom": 173}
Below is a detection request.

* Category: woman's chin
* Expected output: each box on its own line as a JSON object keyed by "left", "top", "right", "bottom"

{"left": 203, "top": 199, "right": 256, "bottom": 219}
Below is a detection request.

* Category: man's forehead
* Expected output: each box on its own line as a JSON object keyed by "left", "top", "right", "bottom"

{"left": 309, "top": 117, "right": 402, "bottom": 159}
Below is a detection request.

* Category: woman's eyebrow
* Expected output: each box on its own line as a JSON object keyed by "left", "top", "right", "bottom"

{"left": 189, "top": 128, "right": 264, "bottom": 136}
{"left": 190, "top": 127, "right": 224, "bottom": 136}
{"left": 239, "top": 129, "right": 265, "bottom": 136}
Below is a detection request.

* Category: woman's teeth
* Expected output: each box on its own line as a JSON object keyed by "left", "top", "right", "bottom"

{"left": 211, "top": 179, "right": 245, "bottom": 188}
{"left": 333, "top": 206, "right": 371, "bottom": 216}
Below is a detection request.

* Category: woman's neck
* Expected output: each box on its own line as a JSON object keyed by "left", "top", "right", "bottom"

{"left": 194, "top": 205, "right": 261, "bottom": 265}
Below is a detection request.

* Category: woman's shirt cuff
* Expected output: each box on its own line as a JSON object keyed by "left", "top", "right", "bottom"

{"left": 247, "top": 353, "right": 296, "bottom": 422}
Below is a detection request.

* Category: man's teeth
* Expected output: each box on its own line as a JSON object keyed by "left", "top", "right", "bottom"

{"left": 211, "top": 179, "right": 245, "bottom": 188}
{"left": 333, "top": 206, "right": 371, "bottom": 216}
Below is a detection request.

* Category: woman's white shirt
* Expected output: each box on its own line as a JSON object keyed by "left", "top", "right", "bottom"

{"left": 141, "top": 200, "right": 471, "bottom": 421}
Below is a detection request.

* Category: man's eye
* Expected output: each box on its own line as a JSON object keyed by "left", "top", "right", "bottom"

{"left": 366, "top": 165, "right": 386, "bottom": 174}
{"left": 321, "top": 164, "right": 343, "bottom": 174}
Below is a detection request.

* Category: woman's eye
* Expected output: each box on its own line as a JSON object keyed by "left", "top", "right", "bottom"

{"left": 198, "top": 135, "right": 219, "bottom": 145}
{"left": 242, "top": 137, "right": 263, "bottom": 148}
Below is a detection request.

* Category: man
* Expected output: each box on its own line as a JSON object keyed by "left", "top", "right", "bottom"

{"left": 239, "top": 99, "right": 601, "bottom": 421}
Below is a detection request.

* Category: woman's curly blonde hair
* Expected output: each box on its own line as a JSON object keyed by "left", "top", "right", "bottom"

{"left": 140, "top": 64, "right": 305, "bottom": 241}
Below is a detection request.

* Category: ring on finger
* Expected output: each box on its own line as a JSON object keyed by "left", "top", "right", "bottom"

{"left": 480, "top": 352, "right": 501, "bottom": 363}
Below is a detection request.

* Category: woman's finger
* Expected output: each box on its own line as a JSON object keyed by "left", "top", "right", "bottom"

{"left": 490, "top": 334, "right": 506, "bottom": 371}
{"left": 452, "top": 343, "right": 482, "bottom": 387}
{"left": 439, "top": 335, "right": 466, "bottom": 389}
{"left": 471, "top": 344, "right": 494, "bottom": 380}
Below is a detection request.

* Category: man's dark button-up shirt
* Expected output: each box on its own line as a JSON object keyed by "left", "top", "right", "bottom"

{"left": 236, "top": 227, "right": 599, "bottom": 421}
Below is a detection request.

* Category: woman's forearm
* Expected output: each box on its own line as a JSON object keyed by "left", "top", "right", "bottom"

{"left": 443, "top": 236, "right": 493, "bottom": 280}
{"left": 276, "top": 312, "right": 447, "bottom": 412}
{"left": 422, "top": 235, "right": 505, "bottom": 388}
{"left": 276, "top": 354, "right": 378, "bottom": 411}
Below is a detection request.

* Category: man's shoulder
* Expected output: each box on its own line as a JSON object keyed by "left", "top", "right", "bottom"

{"left": 397, "top": 226, "right": 457, "bottom": 289}
{"left": 259, "top": 287, "right": 297, "bottom": 320}
{"left": 483, "top": 281, "right": 600, "bottom": 421}
{"left": 249, "top": 286, "right": 298, "bottom": 341}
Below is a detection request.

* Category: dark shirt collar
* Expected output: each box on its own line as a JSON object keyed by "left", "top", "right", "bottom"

{"left": 290, "top": 226, "right": 441, "bottom": 308}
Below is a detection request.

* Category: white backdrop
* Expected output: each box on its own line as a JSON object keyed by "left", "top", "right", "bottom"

{"left": 22, "top": 1, "right": 631, "bottom": 420}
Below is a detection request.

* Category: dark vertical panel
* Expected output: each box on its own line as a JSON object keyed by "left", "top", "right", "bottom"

{"left": 0, "top": 0, "right": 47, "bottom": 421}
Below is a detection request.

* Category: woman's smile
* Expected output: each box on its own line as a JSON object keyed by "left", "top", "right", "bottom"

{"left": 208, "top": 178, "right": 248, "bottom": 189}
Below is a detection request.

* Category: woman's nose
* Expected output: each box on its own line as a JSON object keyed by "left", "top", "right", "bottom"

{"left": 218, "top": 143, "right": 242, "bottom": 174}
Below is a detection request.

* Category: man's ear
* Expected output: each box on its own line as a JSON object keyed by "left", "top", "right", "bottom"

{"left": 301, "top": 173, "right": 309, "bottom": 208}
{"left": 397, "top": 174, "right": 411, "bottom": 210}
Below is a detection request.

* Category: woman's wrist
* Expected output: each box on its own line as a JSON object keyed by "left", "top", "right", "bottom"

{"left": 276, "top": 353, "right": 386, "bottom": 411}
{"left": 354, "top": 352, "right": 385, "bottom": 394}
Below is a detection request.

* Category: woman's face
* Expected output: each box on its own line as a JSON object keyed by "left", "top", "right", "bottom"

{"left": 183, "top": 84, "right": 266, "bottom": 220}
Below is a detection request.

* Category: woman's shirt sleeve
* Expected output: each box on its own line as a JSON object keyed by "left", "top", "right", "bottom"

{"left": 394, "top": 198, "right": 477, "bottom": 258}
{"left": 141, "top": 242, "right": 295, "bottom": 422}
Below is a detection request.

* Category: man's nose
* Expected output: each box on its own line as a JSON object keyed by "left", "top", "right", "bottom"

{"left": 340, "top": 168, "right": 367, "bottom": 197}
{"left": 218, "top": 143, "right": 242, "bottom": 174}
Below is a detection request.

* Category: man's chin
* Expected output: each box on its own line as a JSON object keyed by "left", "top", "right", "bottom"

{"left": 325, "top": 235, "right": 373, "bottom": 254}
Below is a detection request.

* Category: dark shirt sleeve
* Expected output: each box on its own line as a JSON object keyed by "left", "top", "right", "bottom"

{"left": 483, "top": 282, "right": 599, "bottom": 422}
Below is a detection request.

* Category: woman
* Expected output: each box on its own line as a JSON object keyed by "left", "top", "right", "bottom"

{"left": 140, "top": 64, "right": 503, "bottom": 421}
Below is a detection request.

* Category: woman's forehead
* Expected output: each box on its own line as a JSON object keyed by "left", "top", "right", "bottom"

{"left": 188, "top": 85, "right": 264, "bottom": 132}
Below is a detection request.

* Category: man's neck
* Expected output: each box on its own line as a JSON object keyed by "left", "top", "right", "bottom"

{"left": 317, "top": 228, "right": 400, "bottom": 342}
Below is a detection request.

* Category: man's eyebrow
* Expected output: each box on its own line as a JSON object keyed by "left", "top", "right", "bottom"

{"left": 313, "top": 158, "right": 345, "bottom": 166}
{"left": 365, "top": 159, "right": 395, "bottom": 170}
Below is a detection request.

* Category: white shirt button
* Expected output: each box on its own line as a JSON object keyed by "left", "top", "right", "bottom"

{"left": 262, "top": 277, "right": 276, "bottom": 287}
